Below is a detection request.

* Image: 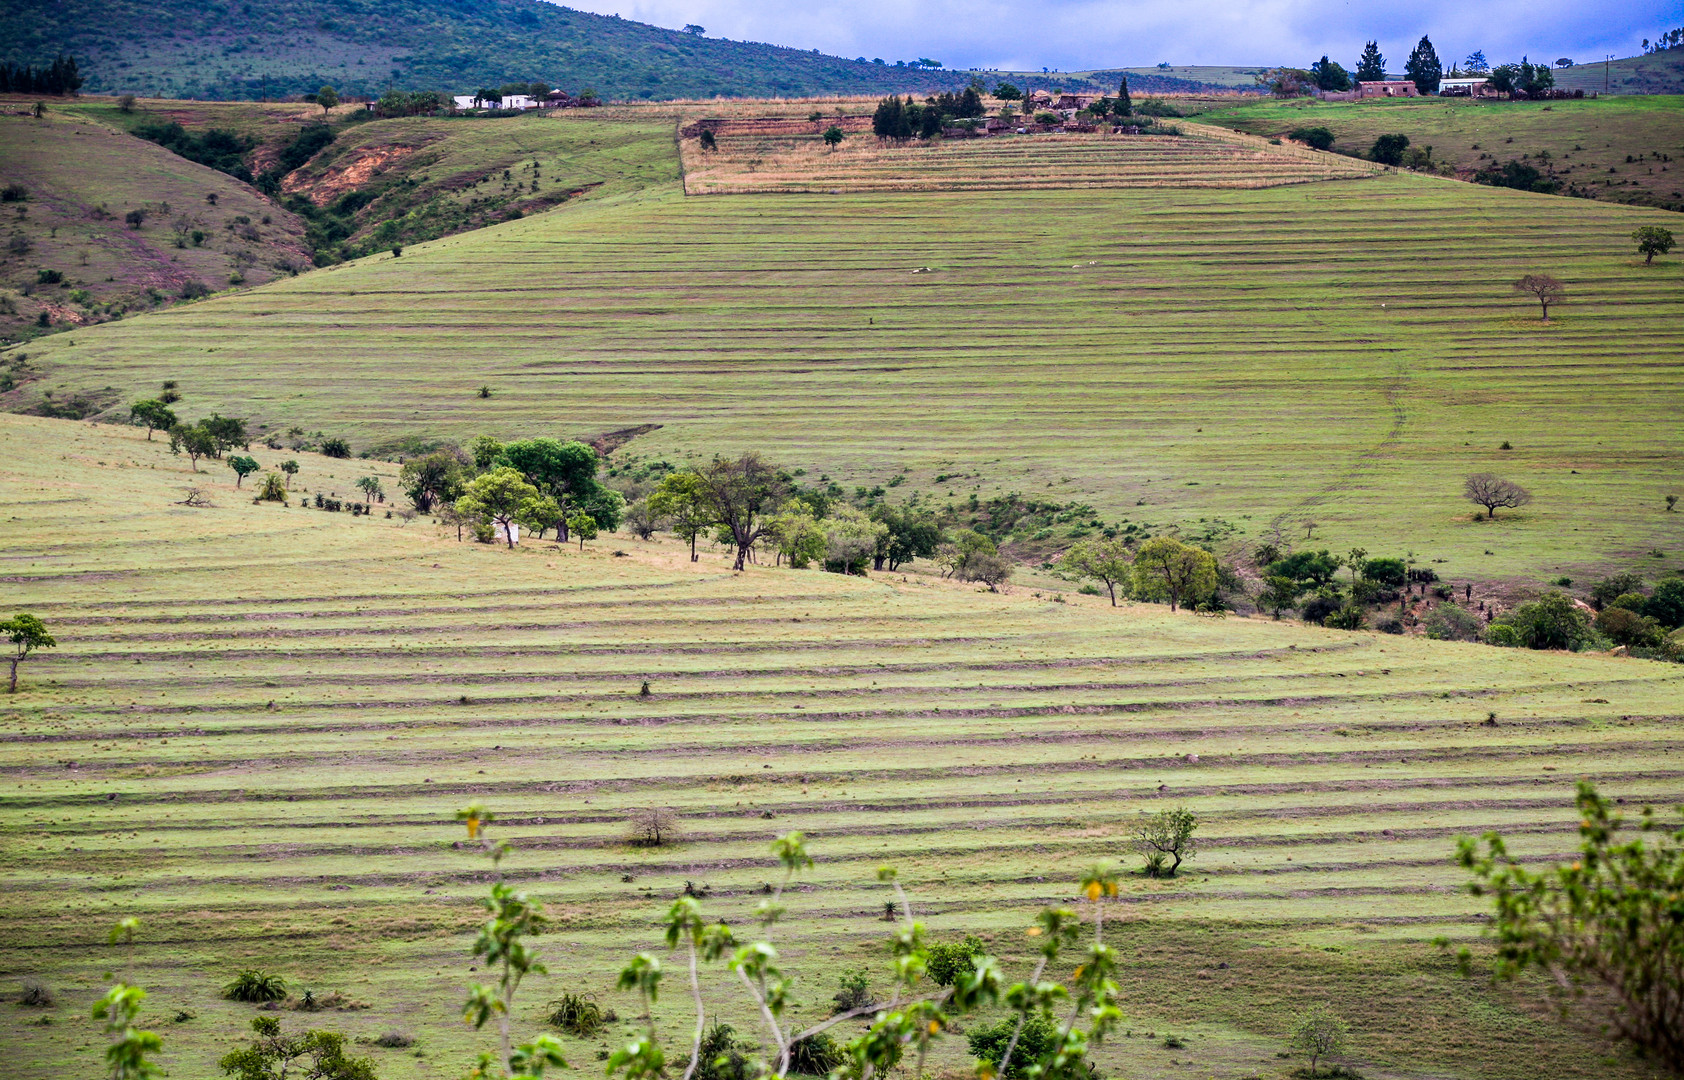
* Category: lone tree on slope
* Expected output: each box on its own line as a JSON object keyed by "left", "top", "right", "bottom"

{"left": 1133, "top": 806, "right": 1198, "bottom": 877}
{"left": 1514, "top": 274, "right": 1566, "bottom": 321}
{"left": 1464, "top": 473, "right": 1533, "bottom": 519}
{"left": 1633, "top": 225, "right": 1676, "bottom": 264}
{"left": 3, "top": 612, "right": 55, "bottom": 693}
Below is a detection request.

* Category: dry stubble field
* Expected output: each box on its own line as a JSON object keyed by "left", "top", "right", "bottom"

{"left": 2, "top": 414, "right": 1682, "bottom": 1080}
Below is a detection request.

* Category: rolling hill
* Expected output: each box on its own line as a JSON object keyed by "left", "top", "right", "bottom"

{"left": 3, "top": 0, "right": 986, "bottom": 102}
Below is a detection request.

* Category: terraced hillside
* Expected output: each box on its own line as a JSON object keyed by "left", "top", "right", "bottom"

{"left": 1201, "top": 94, "right": 1684, "bottom": 211}
{"left": 681, "top": 121, "right": 1380, "bottom": 193}
{"left": 2, "top": 413, "right": 1680, "bottom": 1080}
{"left": 11, "top": 162, "right": 1682, "bottom": 582}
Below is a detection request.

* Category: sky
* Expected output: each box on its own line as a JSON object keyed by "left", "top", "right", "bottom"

{"left": 551, "top": 0, "right": 1679, "bottom": 72}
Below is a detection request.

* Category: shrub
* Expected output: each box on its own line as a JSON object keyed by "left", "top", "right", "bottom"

{"left": 179, "top": 280, "right": 211, "bottom": 300}
{"left": 1609, "top": 591, "right": 1648, "bottom": 613}
{"left": 19, "top": 979, "right": 53, "bottom": 1007}
{"left": 1370, "top": 133, "right": 1410, "bottom": 165}
{"left": 36, "top": 269, "right": 62, "bottom": 285}
{"left": 695, "top": 1021, "right": 754, "bottom": 1080}
{"left": 1323, "top": 604, "right": 1366, "bottom": 630}
{"left": 373, "top": 1030, "right": 413, "bottom": 1047}
{"left": 257, "top": 473, "right": 287, "bottom": 502}
{"left": 831, "top": 968, "right": 873, "bottom": 1014}
{"left": 1506, "top": 591, "right": 1592, "bottom": 650}
{"left": 787, "top": 1031, "right": 844, "bottom": 1075}
{"left": 1423, "top": 603, "right": 1482, "bottom": 642}
{"left": 1643, "top": 578, "right": 1684, "bottom": 629}
{"left": 1289, "top": 126, "right": 1335, "bottom": 150}
{"left": 1590, "top": 573, "right": 1644, "bottom": 609}
{"left": 223, "top": 969, "right": 287, "bottom": 1003}
{"left": 547, "top": 992, "right": 614, "bottom": 1035}
{"left": 968, "top": 1014, "right": 1059, "bottom": 1077}
{"left": 1596, "top": 607, "right": 1668, "bottom": 648}
{"left": 320, "top": 437, "right": 351, "bottom": 458}
{"left": 1376, "top": 618, "right": 1404, "bottom": 634}
{"left": 1300, "top": 594, "right": 1341, "bottom": 624}
{"left": 1483, "top": 622, "right": 1522, "bottom": 647}
{"left": 925, "top": 934, "right": 985, "bottom": 986}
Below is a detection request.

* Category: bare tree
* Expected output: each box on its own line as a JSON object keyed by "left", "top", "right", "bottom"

{"left": 626, "top": 808, "right": 680, "bottom": 847}
{"left": 1514, "top": 274, "right": 1566, "bottom": 322}
{"left": 1464, "top": 473, "right": 1533, "bottom": 519}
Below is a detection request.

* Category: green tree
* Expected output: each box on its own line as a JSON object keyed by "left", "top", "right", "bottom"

{"left": 924, "top": 935, "right": 984, "bottom": 986}
{"left": 1370, "top": 133, "right": 1410, "bottom": 166}
{"left": 220, "top": 1017, "right": 375, "bottom": 1080}
{"left": 470, "top": 435, "right": 505, "bottom": 471}
{"left": 566, "top": 509, "right": 598, "bottom": 550}
{"left": 168, "top": 423, "right": 217, "bottom": 471}
{"left": 1308, "top": 56, "right": 1351, "bottom": 91}
{"left": 1257, "top": 575, "right": 1304, "bottom": 618}
{"left": 399, "top": 449, "right": 468, "bottom": 512}
{"left": 1133, "top": 806, "right": 1196, "bottom": 876}
{"left": 315, "top": 85, "right": 339, "bottom": 118}
{"left": 1059, "top": 537, "right": 1132, "bottom": 605}
{"left": 201, "top": 414, "right": 247, "bottom": 456}
{"left": 1499, "top": 591, "right": 1591, "bottom": 650}
{"left": 695, "top": 454, "right": 787, "bottom": 571}
{"left": 1449, "top": 782, "right": 1684, "bottom": 1074}
{"left": 822, "top": 505, "right": 888, "bottom": 575}
{"left": 456, "top": 468, "right": 544, "bottom": 549}
{"left": 936, "top": 529, "right": 996, "bottom": 580}
{"left": 1354, "top": 40, "right": 1386, "bottom": 81}
{"left": 1116, "top": 74, "right": 1132, "bottom": 116}
{"left": 279, "top": 460, "right": 299, "bottom": 485}
{"left": 1289, "top": 125, "right": 1336, "bottom": 150}
{"left": 993, "top": 82, "right": 1022, "bottom": 101}
{"left": 871, "top": 504, "right": 941, "bottom": 571}
{"left": 1268, "top": 549, "right": 1343, "bottom": 588}
{"left": 1286, "top": 1004, "right": 1349, "bottom": 1076}
{"left": 355, "top": 476, "right": 385, "bottom": 504}
{"left": 1132, "top": 537, "right": 1217, "bottom": 612}
{"left": 228, "top": 455, "right": 260, "bottom": 488}
{"left": 822, "top": 126, "right": 844, "bottom": 148}
{"left": 1644, "top": 578, "right": 1684, "bottom": 629}
{"left": 648, "top": 471, "right": 718, "bottom": 562}
{"left": 4, "top": 612, "right": 55, "bottom": 693}
{"left": 128, "top": 400, "right": 176, "bottom": 440}
{"left": 767, "top": 500, "right": 826, "bottom": 569}
{"left": 1633, "top": 225, "right": 1676, "bottom": 265}
{"left": 1404, "top": 35, "right": 1443, "bottom": 93}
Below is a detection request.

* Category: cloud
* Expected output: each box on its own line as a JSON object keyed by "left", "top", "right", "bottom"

{"left": 552, "top": 0, "right": 1672, "bottom": 72}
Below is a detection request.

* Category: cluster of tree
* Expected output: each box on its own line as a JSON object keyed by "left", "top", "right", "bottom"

{"left": 1250, "top": 544, "right": 1422, "bottom": 628}
{"left": 132, "top": 121, "right": 259, "bottom": 180}
{"left": 1059, "top": 535, "right": 1229, "bottom": 613}
{"left": 0, "top": 54, "right": 83, "bottom": 95}
{"left": 1642, "top": 27, "right": 1684, "bottom": 52}
{"left": 402, "top": 436, "right": 625, "bottom": 548}
{"left": 1585, "top": 572, "right": 1684, "bottom": 651}
{"left": 869, "top": 88, "right": 983, "bottom": 139}
{"left": 1270, "top": 36, "right": 1440, "bottom": 95}
{"left": 1485, "top": 58, "right": 1555, "bottom": 98}
{"left": 373, "top": 89, "right": 451, "bottom": 117}
{"left": 1472, "top": 159, "right": 1561, "bottom": 194}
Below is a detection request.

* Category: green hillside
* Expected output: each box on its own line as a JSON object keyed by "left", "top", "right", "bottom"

{"left": 0, "top": 0, "right": 986, "bottom": 102}
{"left": 1553, "top": 48, "right": 1684, "bottom": 95}
{"left": 9, "top": 128, "right": 1681, "bottom": 585}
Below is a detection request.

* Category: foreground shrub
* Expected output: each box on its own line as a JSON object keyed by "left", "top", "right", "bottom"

{"left": 223, "top": 970, "right": 287, "bottom": 1003}
{"left": 968, "top": 1013, "right": 1059, "bottom": 1077}
{"left": 220, "top": 1016, "right": 375, "bottom": 1080}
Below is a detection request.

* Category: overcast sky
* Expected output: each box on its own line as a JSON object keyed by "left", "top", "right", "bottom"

{"left": 554, "top": 0, "right": 1676, "bottom": 72}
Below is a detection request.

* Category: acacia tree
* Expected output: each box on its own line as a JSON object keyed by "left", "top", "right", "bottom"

{"left": 1514, "top": 274, "right": 1566, "bottom": 321}
{"left": 1464, "top": 473, "right": 1532, "bottom": 519}
{"left": 128, "top": 400, "right": 175, "bottom": 440}
{"left": 1447, "top": 782, "right": 1684, "bottom": 1074}
{"left": 228, "top": 455, "right": 260, "bottom": 488}
{"left": 168, "top": 423, "right": 216, "bottom": 471}
{"left": 648, "top": 472, "right": 717, "bottom": 562}
{"left": 1287, "top": 1005, "right": 1349, "bottom": 1076}
{"left": 1133, "top": 806, "right": 1197, "bottom": 877}
{"left": 4, "top": 611, "right": 55, "bottom": 693}
{"left": 1059, "top": 537, "right": 1132, "bottom": 605}
{"left": 695, "top": 454, "right": 786, "bottom": 570}
{"left": 1633, "top": 225, "right": 1676, "bottom": 264}
{"left": 399, "top": 449, "right": 467, "bottom": 512}
{"left": 1131, "top": 536, "right": 1217, "bottom": 612}
{"left": 455, "top": 467, "right": 545, "bottom": 549}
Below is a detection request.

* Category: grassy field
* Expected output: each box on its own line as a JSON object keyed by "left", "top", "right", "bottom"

{"left": 3, "top": 411, "right": 1681, "bottom": 1080}
{"left": 0, "top": 103, "right": 312, "bottom": 346}
{"left": 8, "top": 145, "right": 1681, "bottom": 585}
{"left": 680, "top": 122, "right": 1380, "bottom": 194}
{"left": 1200, "top": 94, "right": 1684, "bottom": 210}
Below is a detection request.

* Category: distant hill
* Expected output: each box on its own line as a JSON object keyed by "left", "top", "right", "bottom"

{"left": 0, "top": 0, "right": 987, "bottom": 102}
{"left": 1553, "top": 48, "right": 1684, "bottom": 95}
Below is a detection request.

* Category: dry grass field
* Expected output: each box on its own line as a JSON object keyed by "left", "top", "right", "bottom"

{"left": 2, "top": 412, "right": 1681, "bottom": 1080}
{"left": 680, "top": 121, "right": 1381, "bottom": 194}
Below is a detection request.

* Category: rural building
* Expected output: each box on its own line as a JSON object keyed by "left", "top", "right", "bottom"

{"left": 1356, "top": 80, "right": 1420, "bottom": 98}
{"left": 1438, "top": 77, "right": 1492, "bottom": 97}
{"left": 1054, "top": 93, "right": 1097, "bottom": 110}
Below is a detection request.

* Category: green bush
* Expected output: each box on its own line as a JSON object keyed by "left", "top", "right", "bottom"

{"left": 1289, "top": 126, "right": 1335, "bottom": 150}
{"left": 547, "top": 992, "right": 615, "bottom": 1035}
{"left": 320, "top": 437, "right": 351, "bottom": 458}
{"left": 831, "top": 968, "right": 873, "bottom": 1014}
{"left": 1643, "top": 578, "right": 1684, "bottom": 629}
{"left": 788, "top": 1031, "right": 844, "bottom": 1075}
{"left": 223, "top": 969, "right": 287, "bottom": 1003}
{"left": 1423, "top": 603, "right": 1482, "bottom": 642}
{"left": 1505, "top": 592, "right": 1592, "bottom": 650}
{"left": 1596, "top": 607, "right": 1668, "bottom": 648}
{"left": 1323, "top": 605, "right": 1366, "bottom": 630}
{"left": 925, "top": 934, "right": 984, "bottom": 987}
{"left": 1370, "top": 133, "right": 1410, "bottom": 166}
{"left": 967, "top": 1014, "right": 1059, "bottom": 1077}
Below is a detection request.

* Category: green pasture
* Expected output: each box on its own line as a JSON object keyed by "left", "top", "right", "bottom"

{"left": 2, "top": 414, "right": 1681, "bottom": 1079}
{"left": 10, "top": 152, "right": 1682, "bottom": 585}
{"left": 1200, "top": 94, "right": 1684, "bottom": 209}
